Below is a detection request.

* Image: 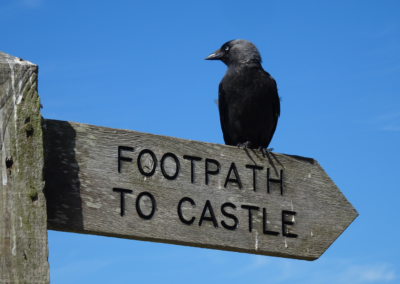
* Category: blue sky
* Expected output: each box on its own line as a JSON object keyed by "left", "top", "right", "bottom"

{"left": 1, "top": 0, "right": 400, "bottom": 283}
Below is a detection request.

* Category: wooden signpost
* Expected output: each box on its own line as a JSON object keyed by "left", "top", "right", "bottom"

{"left": 0, "top": 51, "right": 358, "bottom": 283}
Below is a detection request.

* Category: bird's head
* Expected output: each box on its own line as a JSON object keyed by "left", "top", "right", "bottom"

{"left": 205, "top": 39, "right": 262, "bottom": 66}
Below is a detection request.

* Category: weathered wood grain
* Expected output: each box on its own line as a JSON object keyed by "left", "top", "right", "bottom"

{"left": 0, "top": 52, "right": 49, "bottom": 283}
{"left": 43, "top": 119, "right": 358, "bottom": 261}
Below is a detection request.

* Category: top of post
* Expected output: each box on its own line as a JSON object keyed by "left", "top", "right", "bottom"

{"left": 0, "top": 51, "right": 38, "bottom": 107}
{"left": 0, "top": 51, "right": 35, "bottom": 65}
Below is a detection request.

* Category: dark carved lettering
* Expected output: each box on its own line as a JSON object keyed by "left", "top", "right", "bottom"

{"left": 183, "top": 155, "right": 202, "bottom": 183}
{"left": 137, "top": 149, "right": 157, "bottom": 177}
{"left": 113, "top": 188, "right": 133, "bottom": 216}
{"left": 199, "top": 200, "right": 218, "bottom": 228}
{"left": 136, "top": 192, "right": 156, "bottom": 220}
{"left": 160, "top": 153, "right": 180, "bottom": 180}
{"left": 118, "top": 146, "right": 133, "bottom": 173}
{"left": 241, "top": 205, "right": 260, "bottom": 232}
{"left": 221, "top": 202, "right": 239, "bottom": 230}
{"left": 282, "top": 210, "right": 297, "bottom": 238}
{"left": 267, "top": 168, "right": 284, "bottom": 195}
{"left": 224, "top": 162, "right": 243, "bottom": 189}
{"left": 177, "top": 197, "right": 196, "bottom": 225}
{"left": 263, "top": 208, "right": 279, "bottom": 236}
{"left": 205, "top": 158, "right": 220, "bottom": 185}
{"left": 245, "top": 165, "right": 263, "bottom": 191}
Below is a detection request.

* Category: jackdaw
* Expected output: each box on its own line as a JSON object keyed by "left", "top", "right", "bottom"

{"left": 205, "top": 39, "right": 280, "bottom": 153}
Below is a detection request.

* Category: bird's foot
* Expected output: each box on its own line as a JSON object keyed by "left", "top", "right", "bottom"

{"left": 237, "top": 141, "right": 252, "bottom": 149}
{"left": 258, "top": 147, "right": 274, "bottom": 155}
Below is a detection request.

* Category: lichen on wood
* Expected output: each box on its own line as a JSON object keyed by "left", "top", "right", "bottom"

{"left": 0, "top": 52, "right": 49, "bottom": 283}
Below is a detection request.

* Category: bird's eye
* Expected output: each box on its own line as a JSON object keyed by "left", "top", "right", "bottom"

{"left": 225, "top": 46, "right": 229, "bottom": 51}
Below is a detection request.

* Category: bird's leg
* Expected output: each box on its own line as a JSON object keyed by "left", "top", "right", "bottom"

{"left": 237, "top": 141, "right": 252, "bottom": 149}
{"left": 258, "top": 147, "right": 274, "bottom": 155}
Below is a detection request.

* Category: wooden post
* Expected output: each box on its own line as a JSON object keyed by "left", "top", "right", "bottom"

{"left": 0, "top": 52, "right": 49, "bottom": 283}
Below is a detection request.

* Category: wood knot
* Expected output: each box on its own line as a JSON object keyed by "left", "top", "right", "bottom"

{"left": 24, "top": 117, "right": 34, "bottom": 138}
{"left": 27, "top": 187, "right": 38, "bottom": 202}
{"left": 5, "top": 157, "right": 13, "bottom": 169}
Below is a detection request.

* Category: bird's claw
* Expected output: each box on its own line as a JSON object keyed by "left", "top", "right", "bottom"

{"left": 258, "top": 147, "right": 274, "bottom": 154}
{"left": 237, "top": 141, "right": 252, "bottom": 149}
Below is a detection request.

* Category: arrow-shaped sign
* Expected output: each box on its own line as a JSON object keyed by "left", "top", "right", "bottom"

{"left": 44, "top": 119, "right": 358, "bottom": 261}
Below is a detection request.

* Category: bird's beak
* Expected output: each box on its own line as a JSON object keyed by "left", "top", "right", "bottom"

{"left": 205, "top": 48, "right": 223, "bottom": 60}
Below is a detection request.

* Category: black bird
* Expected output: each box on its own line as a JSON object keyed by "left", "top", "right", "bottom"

{"left": 205, "top": 39, "right": 280, "bottom": 153}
